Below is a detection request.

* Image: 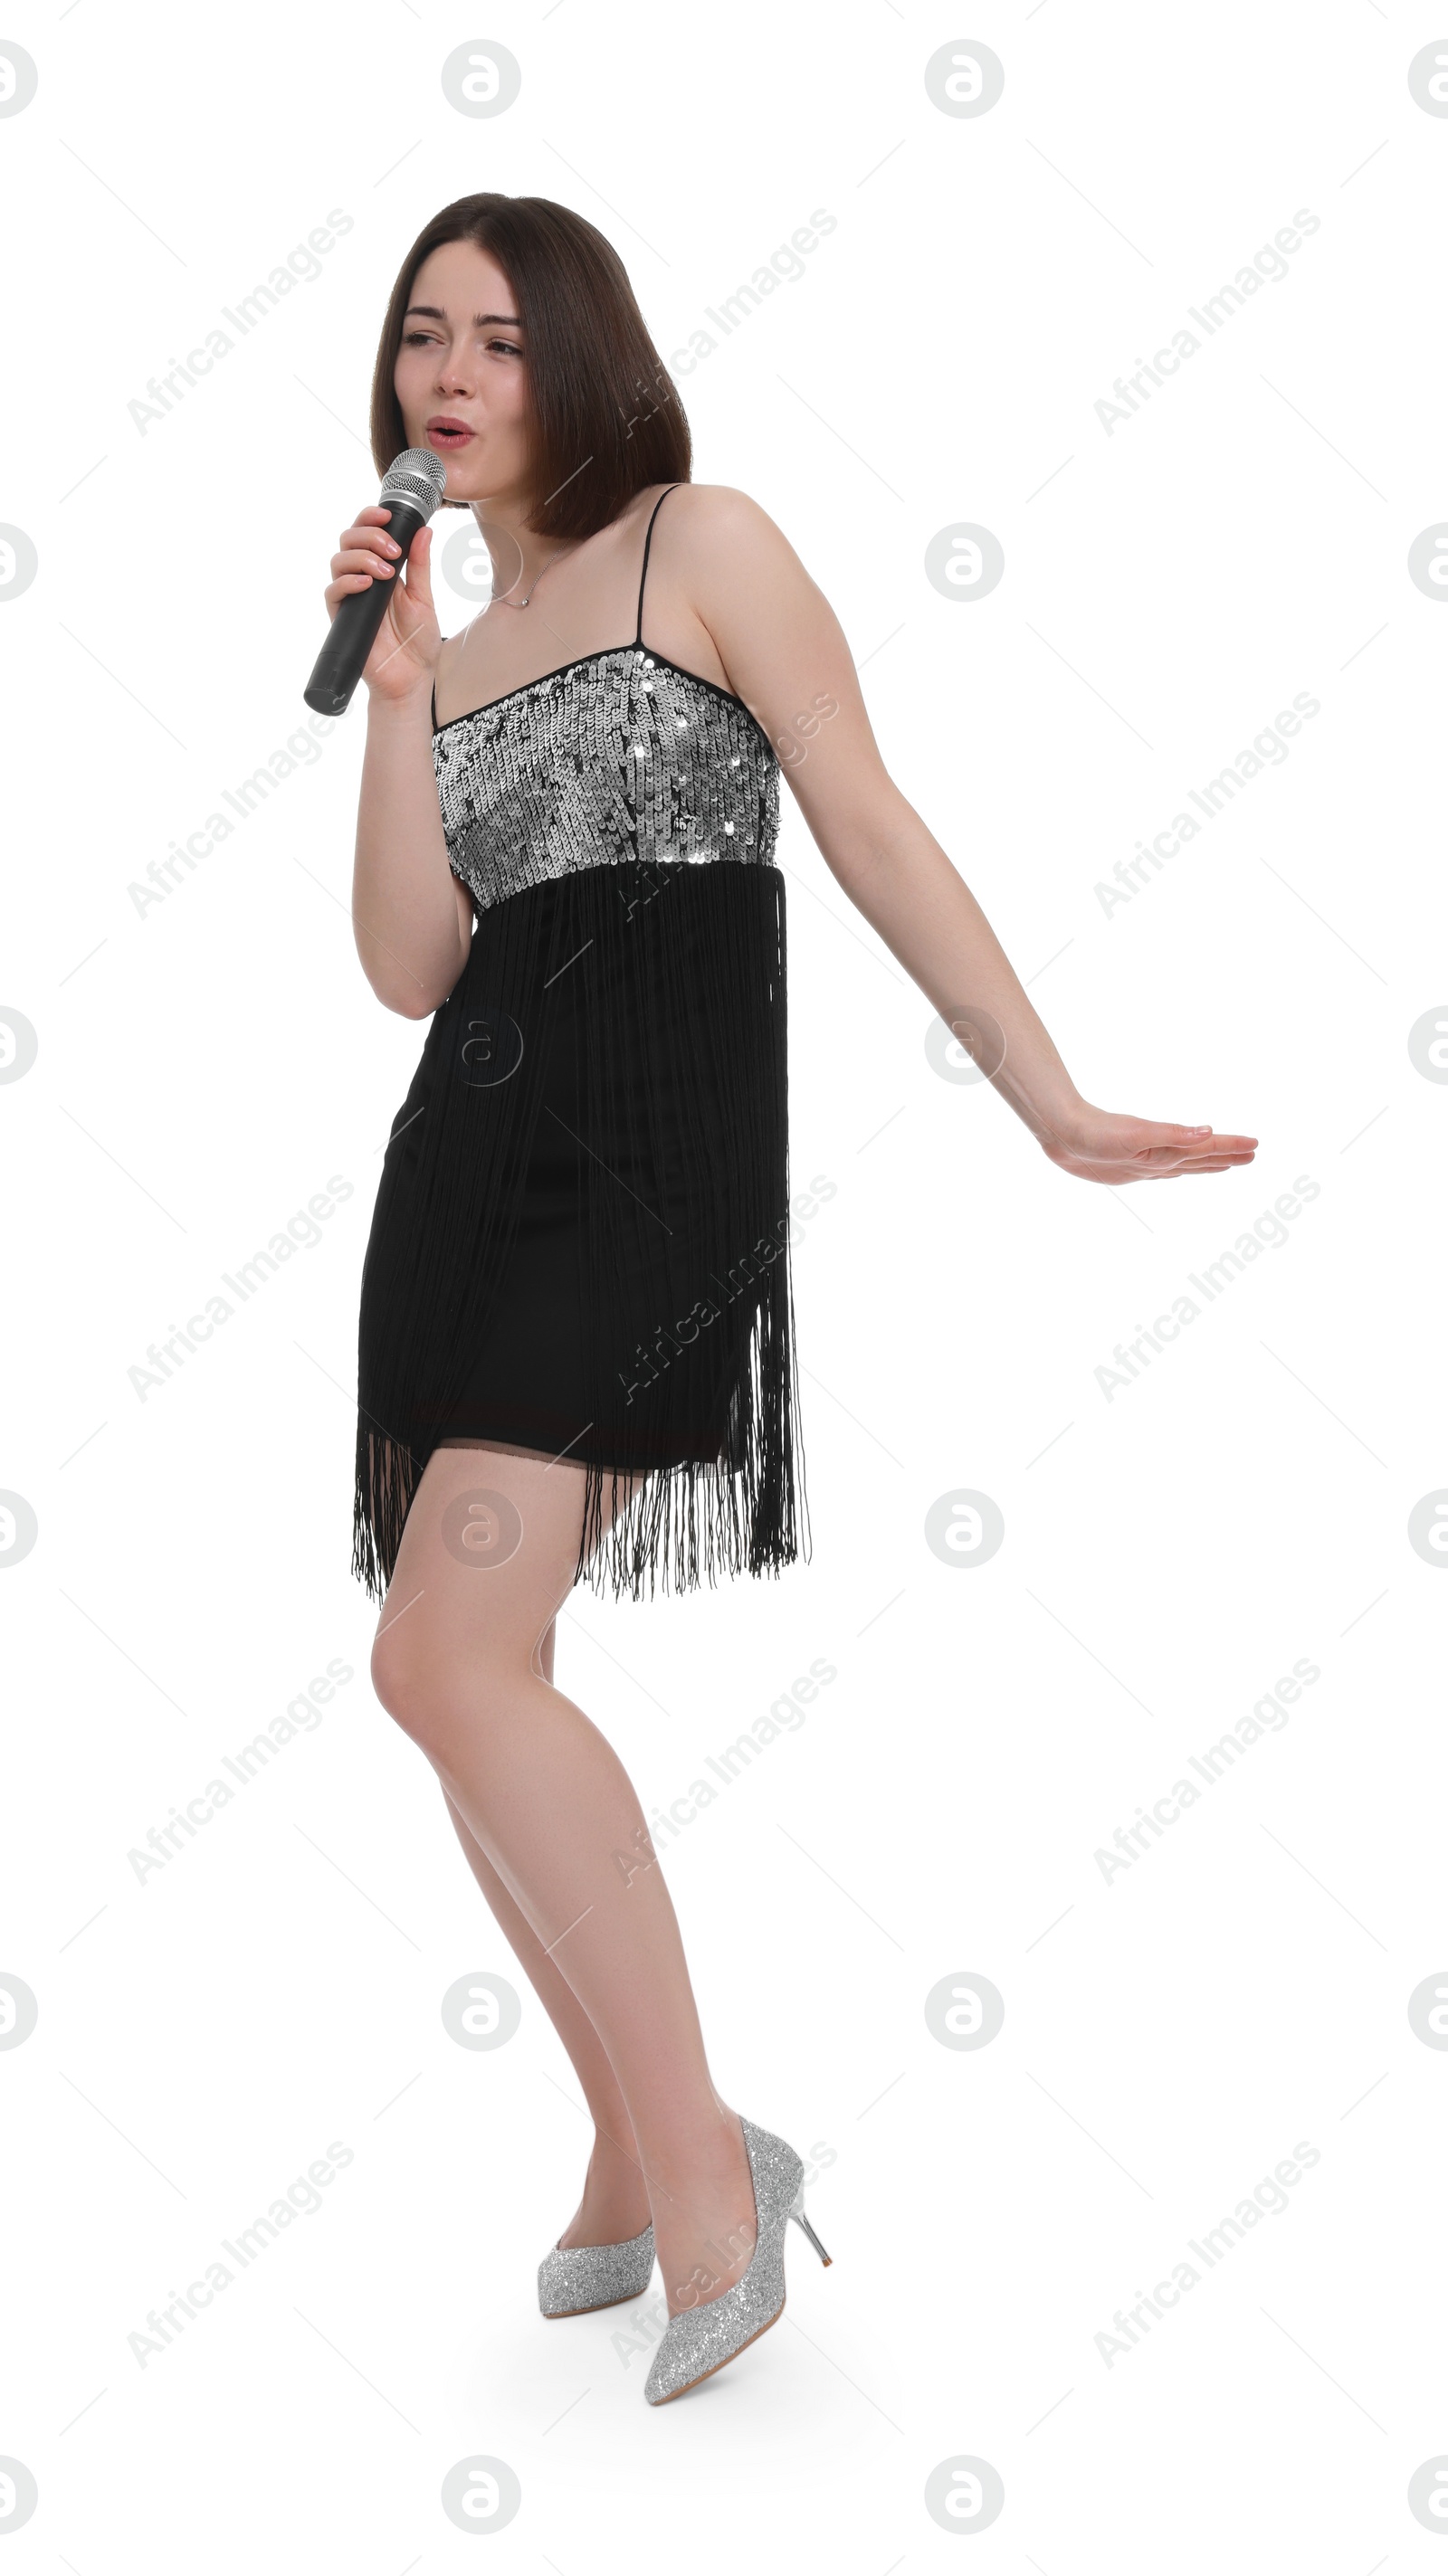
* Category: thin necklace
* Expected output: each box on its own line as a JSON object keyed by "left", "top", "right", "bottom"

{"left": 495, "top": 538, "right": 583, "bottom": 609}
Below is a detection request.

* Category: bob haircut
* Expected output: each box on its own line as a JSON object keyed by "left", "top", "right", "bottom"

{"left": 369, "top": 193, "right": 691, "bottom": 541}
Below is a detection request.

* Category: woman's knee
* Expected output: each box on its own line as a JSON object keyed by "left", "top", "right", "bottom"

{"left": 369, "top": 1621, "right": 422, "bottom": 1729}
{"left": 369, "top": 1620, "right": 529, "bottom": 1748}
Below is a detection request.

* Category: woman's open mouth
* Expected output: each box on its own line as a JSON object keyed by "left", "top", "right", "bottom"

{"left": 426, "top": 418, "right": 475, "bottom": 451}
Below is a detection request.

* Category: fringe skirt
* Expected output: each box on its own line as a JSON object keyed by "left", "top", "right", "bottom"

{"left": 351, "top": 856, "right": 810, "bottom": 1603}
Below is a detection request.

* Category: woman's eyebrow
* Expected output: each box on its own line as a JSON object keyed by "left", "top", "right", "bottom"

{"left": 403, "top": 304, "right": 523, "bottom": 328}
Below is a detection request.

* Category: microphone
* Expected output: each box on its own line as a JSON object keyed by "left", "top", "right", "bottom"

{"left": 303, "top": 447, "right": 448, "bottom": 717}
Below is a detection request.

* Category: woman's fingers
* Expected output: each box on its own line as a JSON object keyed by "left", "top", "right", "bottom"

{"left": 324, "top": 569, "right": 384, "bottom": 618}
{"left": 1136, "top": 1121, "right": 1258, "bottom": 1152}
{"left": 1149, "top": 1158, "right": 1243, "bottom": 1176}
{"left": 338, "top": 526, "right": 400, "bottom": 556}
{"left": 331, "top": 511, "right": 402, "bottom": 576}
{"left": 1144, "top": 1140, "right": 1256, "bottom": 1167}
{"left": 329, "top": 545, "right": 396, "bottom": 582}
{"left": 319, "top": 503, "right": 438, "bottom": 680}
{"left": 1133, "top": 1149, "right": 1254, "bottom": 1177}
{"left": 1088, "top": 1157, "right": 1242, "bottom": 1184}
{"left": 340, "top": 506, "right": 399, "bottom": 544}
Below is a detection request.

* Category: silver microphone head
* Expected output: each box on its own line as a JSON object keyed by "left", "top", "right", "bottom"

{"left": 379, "top": 446, "right": 449, "bottom": 518}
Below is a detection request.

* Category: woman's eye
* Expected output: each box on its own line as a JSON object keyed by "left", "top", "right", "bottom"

{"left": 401, "top": 328, "right": 520, "bottom": 354}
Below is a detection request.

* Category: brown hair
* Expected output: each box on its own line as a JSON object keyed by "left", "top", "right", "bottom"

{"left": 369, "top": 194, "right": 691, "bottom": 538}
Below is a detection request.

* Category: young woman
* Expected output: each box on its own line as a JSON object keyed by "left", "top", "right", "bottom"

{"left": 328, "top": 193, "right": 1255, "bottom": 2407}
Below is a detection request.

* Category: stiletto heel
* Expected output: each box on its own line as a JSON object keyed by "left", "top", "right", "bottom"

{"left": 788, "top": 2183, "right": 833, "bottom": 2266}
{"left": 643, "top": 2117, "right": 832, "bottom": 2405}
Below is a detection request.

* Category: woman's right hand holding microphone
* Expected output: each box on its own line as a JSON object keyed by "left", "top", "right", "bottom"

{"left": 324, "top": 506, "right": 440, "bottom": 705}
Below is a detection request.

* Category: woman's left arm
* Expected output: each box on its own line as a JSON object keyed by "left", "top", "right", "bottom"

{"left": 681, "top": 487, "right": 1256, "bottom": 1187}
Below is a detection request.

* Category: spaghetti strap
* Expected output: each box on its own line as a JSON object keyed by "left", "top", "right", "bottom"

{"left": 430, "top": 676, "right": 437, "bottom": 733}
{"left": 634, "top": 484, "right": 681, "bottom": 647}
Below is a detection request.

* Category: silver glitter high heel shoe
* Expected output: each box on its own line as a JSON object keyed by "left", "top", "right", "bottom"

{"left": 643, "top": 2116, "right": 832, "bottom": 2405}
{"left": 538, "top": 2220, "right": 655, "bottom": 2319}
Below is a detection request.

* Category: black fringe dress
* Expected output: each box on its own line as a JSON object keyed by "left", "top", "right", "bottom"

{"left": 352, "top": 486, "right": 810, "bottom": 1604}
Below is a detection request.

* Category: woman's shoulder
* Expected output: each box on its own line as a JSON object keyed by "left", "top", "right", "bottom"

{"left": 653, "top": 480, "right": 768, "bottom": 528}
{"left": 646, "top": 482, "right": 786, "bottom": 567}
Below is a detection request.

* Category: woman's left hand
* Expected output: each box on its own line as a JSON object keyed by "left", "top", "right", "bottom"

{"left": 1039, "top": 1105, "right": 1258, "bottom": 1186}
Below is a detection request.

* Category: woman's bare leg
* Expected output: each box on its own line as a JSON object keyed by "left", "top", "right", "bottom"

{"left": 437, "top": 1604, "right": 650, "bottom": 2243}
{"left": 371, "top": 1445, "right": 756, "bottom": 2315}
{"left": 439, "top": 1782, "right": 652, "bottom": 2247}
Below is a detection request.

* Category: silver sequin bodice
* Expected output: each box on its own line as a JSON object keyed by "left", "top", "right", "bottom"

{"left": 433, "top": 644, "right": 781, "bottom": 916}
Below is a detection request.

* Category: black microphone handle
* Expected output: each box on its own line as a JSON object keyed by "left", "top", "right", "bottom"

{"left": 303, "top": 498, "right": 433, "bottom": 718}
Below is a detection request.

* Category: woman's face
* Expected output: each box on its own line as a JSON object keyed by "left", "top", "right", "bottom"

{"left": 393, "top": 237, "right": 533, "bottom": 514}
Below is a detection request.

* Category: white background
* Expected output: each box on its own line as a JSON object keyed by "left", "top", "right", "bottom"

{"left": 3, "top": 2, "right": 1446, "bottom": 2565}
